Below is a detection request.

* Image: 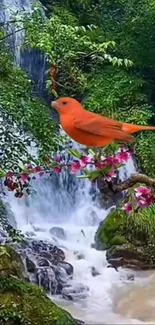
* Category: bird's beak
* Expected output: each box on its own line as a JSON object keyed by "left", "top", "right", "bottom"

{"left": 51, "top": 101, "right": 59, "bottom": 110}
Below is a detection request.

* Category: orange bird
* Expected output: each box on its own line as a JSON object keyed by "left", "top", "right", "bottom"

{"left": 51, "top": 97, "right": 155, "bottom": 147}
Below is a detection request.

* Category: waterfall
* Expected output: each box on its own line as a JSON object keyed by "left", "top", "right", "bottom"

{"left": 3, "top": 134, "right": 137, "bottom": 324}
{"left": 0, "top": 0, "right": 48, "bottom": 99}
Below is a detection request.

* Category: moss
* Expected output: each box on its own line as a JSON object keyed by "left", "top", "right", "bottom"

{"left": 0, "top": 245, "right": 25, "bottom": 279}
{"left": 0, "top": 276, "right": 77, "bottom": 325}
{"left": 110, "top": 235, "right": 127, "bottom": 246}
{"left": 96, "top": 209, "right": 125, "bottom": 250}
{"left": 96, "top": 203, "right": 155, "bottom": 269}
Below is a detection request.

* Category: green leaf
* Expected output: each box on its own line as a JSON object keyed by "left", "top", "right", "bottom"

{"left": 77, "top": 174, "right": 89, "bottom": 179}
{"left": 101, "top": 165, "right": 112, "bottom": 174}
{"left": 88, "top": 149, "right": 96, "bottom": 156}
{"left": 68, "top": 149, "right": 81, "bottom": 159}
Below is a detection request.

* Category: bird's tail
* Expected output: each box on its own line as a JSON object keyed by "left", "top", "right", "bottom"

{"left": 122, "top": 123, "right": 155, "bottom": 134}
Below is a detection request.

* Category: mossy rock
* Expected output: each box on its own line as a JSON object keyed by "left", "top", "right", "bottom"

{"left": 0, "top": 245, "right": 25, "bottom": 279}
{"left": 95, "top": 208, "right": 126, "bottom": 250}
{"left": 0, "top": 276, "right": 78, "bottom": 325}
{"left": 95, "top": 204, "right": 155, "bottom": 270}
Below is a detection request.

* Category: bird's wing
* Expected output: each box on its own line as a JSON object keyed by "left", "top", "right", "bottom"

{"left": 74, "top": 114, "right": 134, "bottom": 143}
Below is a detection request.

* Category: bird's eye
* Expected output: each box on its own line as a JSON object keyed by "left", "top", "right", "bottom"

{"left": 62, "top": 101, "right": 67, "bottom": 105}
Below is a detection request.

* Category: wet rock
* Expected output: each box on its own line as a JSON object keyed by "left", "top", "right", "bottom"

{"left": 49, "top": 246, "right": 65, "bottom": 264}
{"left": 38, "top": 258, "right": 50, "bottom": 267}
{"left": 106, "top": 244, "right": 154, "bottom": 270}
{"left": 62, "top": 283, "right": 89, "bottom": 301}
{"left": 127, "top": 274, "right": 135, "bottom": 281}
{"left": 107, "top": 264, "right": 118, "bottom": 272}
{"left": 26, "top": 256, "right": 36, "bottom": 273}
{"left": 91, "top": 266, "right": 100, "bottom": 277}
{"left": 36, "top": 267, "right": 57, "bottom": 293}
{"left": 74, "top": 251, "right": 85, "bottom": 260}
{"left": 39, "top": 250, "right": 53, "bottom": 261}
{"left": 62, "top": 293, "right": 73, "bottom": 301}
{"left": 58, "top": 261, "right": 73, "bottom": 275}
{"left": 50, "top": 227, "right": 67, "bottom": 240}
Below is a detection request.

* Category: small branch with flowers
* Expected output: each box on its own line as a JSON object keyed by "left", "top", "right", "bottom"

{"left": 2, "top": 143, "right": 155, "bottom": 214}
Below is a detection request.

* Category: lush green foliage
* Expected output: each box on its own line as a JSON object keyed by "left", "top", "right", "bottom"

{"left": 22, "top": 0, "right": 155, "bottom": 176}
{"left": 0, "top": 46, "right": 61, "bottom": 172}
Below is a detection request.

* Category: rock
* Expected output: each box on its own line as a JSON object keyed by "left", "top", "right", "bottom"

{"left": 0, "top": 273, "right": 78, "bottom": 325}
{"left": 107, "top": 264, "right": 118, "bottom": 272}
{"left": 38, "top": 258, "right": 50, "bottom": 267}
{"left": 62, "top": 283, "right": 89, "bottom": 301}
{"left": 26, "top": 256, "right": 36, "bottom": 273}
{"left": 58, "top": 261, "right": 73, "bottom": 275}
{"left": 39, "top": 250, "right": 53, "bottom": 261}
{"left": 63, "top": 293, "right": 73, "bottom": 301}
{"left": 74, "top": 251, "right": 85, "bottom": 260}
{"left": 106, "top": 244, "right": 153, "bottom": 270}
{"left": 36, "top": 267, "right": 57, "bottom": 293}
{"left": 91, "top": 266, "right": 100, "bottom": 277}
{"left": 95, "top": 206, "right": 155, "bottom": 270}
{"left": 50, "top": 227, "right": 67, "bottom": 240}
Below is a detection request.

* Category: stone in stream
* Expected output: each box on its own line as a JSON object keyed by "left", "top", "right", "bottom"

{"left": 57, "top": 261, "right": 74, "bottom": 275}
{"left": 54, "top": 265, "right": 69, "bottom": 293}
{"left": 26, "top": 256, "right": 36, "bottom": 273}
{"left": 91, "top": 266, "right": 100, "bottom": 277}
{"left": 38, "top": 258, "right": 50, "bottom": 267}
{"left": 62, "top": 283, "right": 89, "bottom": 301}
{"left": 74, "top": 251, "right": 85, "bottom": 260}
{"left": 36, "top": 267, "right": 58, "bottom": 293}
{"left": 49, "top": 226, "right": 67, "bottom": 240}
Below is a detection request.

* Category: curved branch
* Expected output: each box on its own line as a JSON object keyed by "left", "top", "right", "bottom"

{"left": 112, "top": 173, "right": 155, "bottom": 193}
{"left": 0, "top": 27, "right": 25, "bottom": 42}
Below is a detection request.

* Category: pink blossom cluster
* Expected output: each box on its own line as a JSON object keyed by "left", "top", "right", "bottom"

{"left": 123, "top": 186, "right": 155, "bottom": 214}
{"left": 53, "top": 146, "right": 135, "bottom": 182}
{"left": 5, "top": 146, "right": 154, "bottom": 214}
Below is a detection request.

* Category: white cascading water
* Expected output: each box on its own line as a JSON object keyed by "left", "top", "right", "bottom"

{"left": 4, "top": 137, "right": 142, "bottom": 324}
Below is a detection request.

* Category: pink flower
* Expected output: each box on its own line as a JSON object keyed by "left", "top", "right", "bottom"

{"left": 26, "top": 164, "right": 33, "bottom": 170}
{"left": 53, "top": 166, "right": 61, "bottom": 173}
{"left": 20, "top": 173, "right": 28, "bottom": 182}
{"left": 137, "top": 196, "right": 153, "bottom": 208}
{"left": 116, "top": 151, "right": 131, "bottom": 163}
{"left": 54, "top": 156, "right": 61, "bottom": 163}
{"left": 105, "top": 168, "right": 116, "bottom": 182}
{"left": 6, "top": 172, "right": 13, "bottom": 178}
{"left": 34, "top": 166, "right": 42, "bottom": 173}
{"left": 39, "top": 171, "right": 44, "bottom": 177}
{"left": 70, "top": 161, "right": 81, "bottom": 173}
{"left": 80, "top": 156, "right": 92, "bottom": 167}
{"left": 122, "top": 202, "right": 133, "bottom": 214}
{"left": 135, "top": 186, "right": 152, "bottom": 198}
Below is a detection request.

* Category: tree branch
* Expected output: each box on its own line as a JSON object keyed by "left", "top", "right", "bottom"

{"left": 0, "top": 20, "right": 24, "bottom": 26}
{"left": 112, "top": 173, "right": 155, "bottom": 193}
{"left": 0, "top": 27, "right": 25, "bottom": 42}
